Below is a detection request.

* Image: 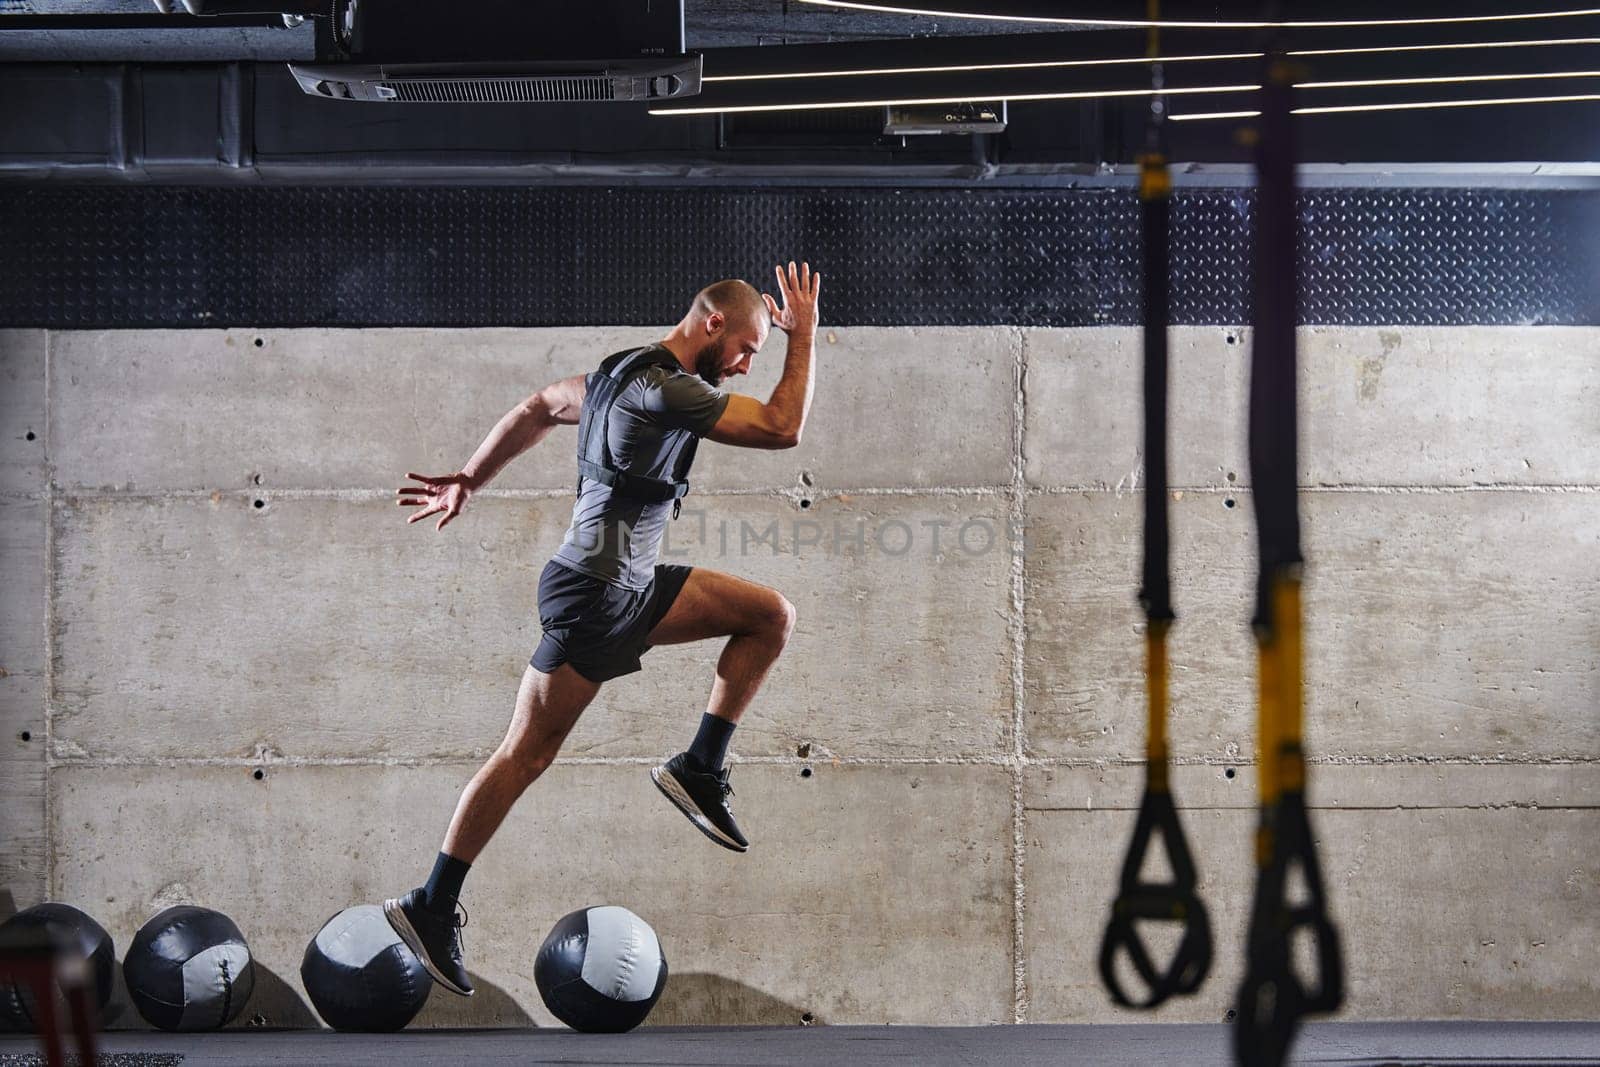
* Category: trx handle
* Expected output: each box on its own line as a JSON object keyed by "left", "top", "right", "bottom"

{"left": 1098, "top": 788, "right": 1214, "bottom": 1008}
{"left": 1236, "top": 578, "right": 1344, "bottom": 1067}
{"left": 1234, "top": 792, "right": 1346, "bottom": 1067}
{"left": 1098, "top": 621, "right": 1214, "bottom": 1008}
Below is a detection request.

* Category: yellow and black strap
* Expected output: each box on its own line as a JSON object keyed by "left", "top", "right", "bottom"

{"left": 1097, "top": 1, "right": 1214, "bottom": 1010}
{"left": 1232, "top": 28, "right": 1346, "bottom": 1067}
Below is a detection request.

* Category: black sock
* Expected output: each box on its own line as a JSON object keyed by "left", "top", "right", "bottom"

{"left": 423, "top": 852, "right": 471, "bottom": 912}
{"left": 687, "top": 713, "right": 737, "bottom": 772}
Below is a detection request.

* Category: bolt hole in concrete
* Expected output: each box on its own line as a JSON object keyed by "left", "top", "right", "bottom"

{"left": 801, "top": 1012, "right": 816, "bottom": 1025}
{"left": 1225, "top": 767, "right": 1236, "bottom": 780}
{"left": 253, "top": 768, "right": 265, "bottom": 781}
{"left": 800, "top": 767, "right": 813, "bottom": 779}
{"left": 18, "top": 730, "right": 31, "bottom": 742}
{"left": 1225, "top": 333, "right": 1237, "bottom": 345}
{"left": 1226, "top": 1008, "right": 1237, "bottom": 1021}
{"left": 799, "top": 498, "right": 812, "bottom": 510}
{"left": 1226, "top": 471, "right": 1237, "bottom": 482}
{"left": 25, "top": 431, "right": 36, "bottom": 441}
{"left": 254, "top": 499, "right": 266, "bottom": 509}
{"left": 1224, "top": 498, "right": 1236, "bottom": 509}
{"left": 253, "top": 336, "right": 265, "bottom": 348}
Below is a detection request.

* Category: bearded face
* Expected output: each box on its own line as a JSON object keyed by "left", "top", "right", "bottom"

{"left": 695, "top": 336, "right": 736, "bottom": 385}
{"left": 693, "top": 312, "right": 767, "bottom": 385}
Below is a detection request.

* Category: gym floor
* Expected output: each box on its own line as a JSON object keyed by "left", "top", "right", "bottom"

{"left": 5, "top": 1022, "right": 1600, "bottom": 1067}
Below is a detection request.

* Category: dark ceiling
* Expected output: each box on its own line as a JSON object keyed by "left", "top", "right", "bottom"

{"left": 2, "top": 1, "right": 1597, "bottom": 176}
{"left": 0, "top": 0, "right": 1021, "bottom": 59}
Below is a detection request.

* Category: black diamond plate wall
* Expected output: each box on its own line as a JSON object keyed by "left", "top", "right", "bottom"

{"left": 1, "top": 185, "right": 1594, "bottom": 327}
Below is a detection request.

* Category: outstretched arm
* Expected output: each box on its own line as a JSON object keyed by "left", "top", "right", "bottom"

{"left": 461, "top": 374, "right": 586, "bottom": 489}
{"left": 398, "top": 374, "right": 585, "bottom": 530}
{"left": 706, "top": 261, "right": 821, "bottom": 450}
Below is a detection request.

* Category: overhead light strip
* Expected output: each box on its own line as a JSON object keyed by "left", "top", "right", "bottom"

{"left": 657, "top": 69, "right": 1600, "bottom": 116}
{"left": 1171, "top": 92, "right": 1600, "bottom": 119}
{"left": 651, "top": 83, "right": 1259, "bottom": 116}
{"left": 1291, "top": 34, "right": 1600, "bottom": 56}
{"left": 795, "top": 0, "right": 1600, "bottom": 30}
{"left": 703, "top": 36, "right": 1600, "bottom": 84}
{"left": 1300, "top": 68, "right": 1600, "bottom": 88}
{"left": 704, "top": 51, "right": 1261, "bottom": 83}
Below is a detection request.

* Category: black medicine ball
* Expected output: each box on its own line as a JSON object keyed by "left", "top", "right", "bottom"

{"left": 123, "top": 905, "right": 255, "bottom": 1031}
{"left": 301, "top": 905, "right": 431, "bottom": 1032}
{"left": 0, "top": 903, "right": 116, "bottom": 1031}
{"left": 535, "top": 906, "right": 667, "bottom": 1033}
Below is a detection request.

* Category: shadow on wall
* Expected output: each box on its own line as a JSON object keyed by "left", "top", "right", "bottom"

{"left": 99, "top": 955, "right": 133, "bottom": 1029}
{"left": 651, "top": 972, "right": 815, "bottom": 1027}
{"left": 412, "top": 971, "right": 535, "bottom": 1029}
{"left": 233, "top": 964, "right": 320, "bottom": 1030}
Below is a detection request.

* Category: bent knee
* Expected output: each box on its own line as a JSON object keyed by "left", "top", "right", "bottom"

{"left": 762, "top": 592, "right": 797, "bottom": 644}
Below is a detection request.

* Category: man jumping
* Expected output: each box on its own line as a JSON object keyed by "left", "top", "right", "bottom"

{"left": 383, "top": 262, "right": 821, "bottom": 997}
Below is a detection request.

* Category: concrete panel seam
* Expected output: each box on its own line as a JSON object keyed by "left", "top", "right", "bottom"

{"left": 1307, "top": 484, "right": 1600, "bottom": 494}
{"left": 51, "top": 486, "right": 1023, "bottom": 501}
{"left": 1022, "top": 755, "right": 1600, "bottom": 767}
{"left": 1285, "top": 755, "right": 1600, "bottom": 766}
{"left": 42, "top": 326, "right": 55, "bottom": 901}
{"left": 1008, "top": 324, "right": 1029, "bottom": 1024}
{"left": 45, "top": 754, "right": 1600, "bottom": 769}
{"left": 46, "top": 753, "right": 1032, "bottom": 770}
{"left": 1030, "top": 484, "right": 1600, "bottom": 495}
{"left": 1023, "top": 803, "right": 1600, "bottom": 813}
{"left": 42, "top": 484, "right": 1600, "bottom": 502}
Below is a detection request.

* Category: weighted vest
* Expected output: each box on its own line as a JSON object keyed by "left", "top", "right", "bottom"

{"left": 575, "top": 345, "right": 697, "bottom": 518}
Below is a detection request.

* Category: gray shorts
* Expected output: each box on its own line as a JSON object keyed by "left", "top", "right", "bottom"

{"left": 530, "top": 560, "right": 692, "bottom": 683}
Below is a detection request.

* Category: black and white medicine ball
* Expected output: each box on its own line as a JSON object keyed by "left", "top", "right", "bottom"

{"left": 300, "top": 905, "right": 431, "bottom": 1032}
{"left": 535, "top": 906, "right": 667, "bottom": 1033}
{"left": 0, "top": 903, "right": 116, "bottom": 1031}
{"left": 123, "top": 905, "right": 255, "bottom": 1031}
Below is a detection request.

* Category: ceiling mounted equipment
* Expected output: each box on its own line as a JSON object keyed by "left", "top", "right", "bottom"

{"left": 883, "top": 100, "right": 1007, "bottom": 134}
{"left": 166, "top": 0, "right": 704, "bottom": 103}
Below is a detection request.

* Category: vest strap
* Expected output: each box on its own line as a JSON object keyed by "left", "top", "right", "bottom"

{"left": 574, "top": 346, "right": 696, "bottom": 510}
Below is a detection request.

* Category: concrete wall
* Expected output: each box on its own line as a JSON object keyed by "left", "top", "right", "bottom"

{"left": 1, "top": 325, "right": 1595, "bottom": 1029}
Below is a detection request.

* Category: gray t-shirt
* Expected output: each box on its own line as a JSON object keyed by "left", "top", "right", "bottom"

{"left": 553, "top": 346, "right": 729, "bottom": 589}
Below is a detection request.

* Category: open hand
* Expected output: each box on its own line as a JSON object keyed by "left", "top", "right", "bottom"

{"left": 762, "top": 261, "right": 821, "bottom": 335}
{"left": 397, "top": 471, "right": 473, "bottom": 531}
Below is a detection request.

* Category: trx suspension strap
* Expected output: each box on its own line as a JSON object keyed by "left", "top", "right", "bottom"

{"left": 1233, "top": 28, "right": 1345, "bottom": 1067}
{"left": 575, "top": 346, "right": 697, "bottom": 519}
{"left": 1098, "top": 0, "right": 1213, "bottom": 1010}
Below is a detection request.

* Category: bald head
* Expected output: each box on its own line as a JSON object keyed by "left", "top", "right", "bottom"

{"left": 691, "top": 278, "right": 769, "bottom": 331}
{"left": 678, "top": 278, "right": 772, "bottom": 386}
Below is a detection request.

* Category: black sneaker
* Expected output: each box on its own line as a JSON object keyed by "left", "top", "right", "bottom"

{"left": 383, "top": 888, "right": 474, "bottom": 996}
{"left": 651, "top": 752, "right": 749, "bottom": 852}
